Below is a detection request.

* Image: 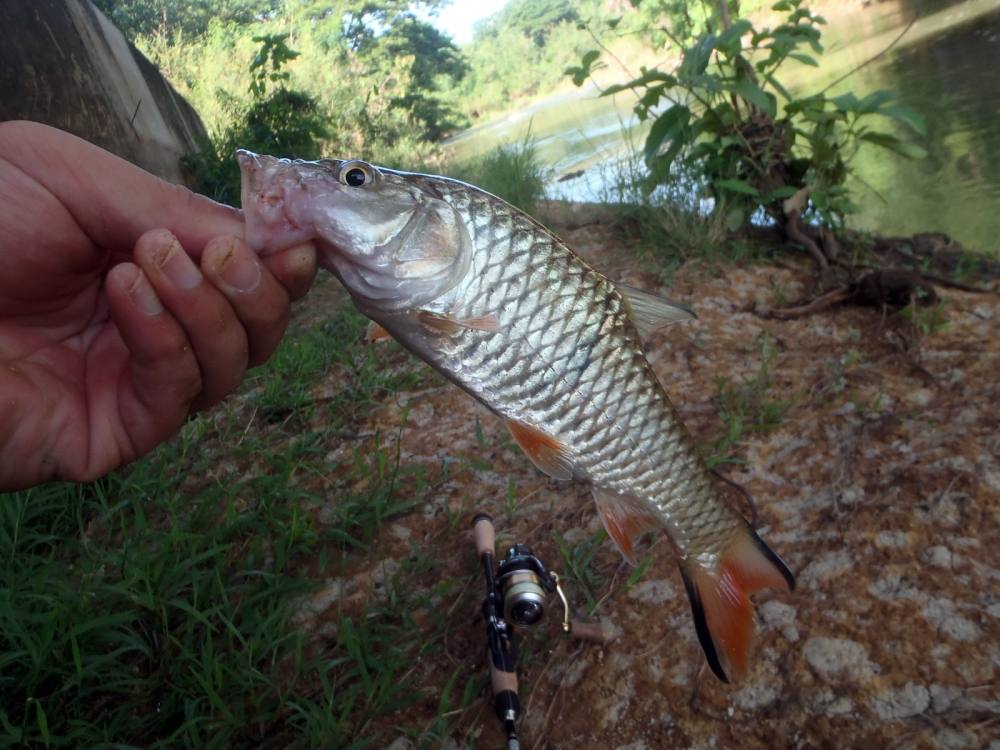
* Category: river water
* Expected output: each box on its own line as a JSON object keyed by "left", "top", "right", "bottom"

{"left": 443, "top": 0, "right": 1000, "bottom": 255}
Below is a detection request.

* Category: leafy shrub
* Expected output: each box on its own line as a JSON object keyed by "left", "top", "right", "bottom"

{"left": 569, "top": 0, "right": 925, "bottom": 231}
{"left": 445, "top": 138, "right": 549, "bottom": 214}
{"left": 184, "top": 34, "right": 326, "bottom": 204}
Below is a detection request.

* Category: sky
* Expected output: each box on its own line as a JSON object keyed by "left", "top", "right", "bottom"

{"left": 431, "top": 0, "right": 510, "bottom": 45}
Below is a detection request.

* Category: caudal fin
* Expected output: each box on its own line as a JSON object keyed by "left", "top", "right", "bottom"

{"left": 679, "top": 524, "right": 795, "bottom": 682}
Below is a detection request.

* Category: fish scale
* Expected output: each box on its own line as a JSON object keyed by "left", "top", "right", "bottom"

{"left": 418, "top": 179, "right": 738, "bottom": 559}
{"left": 238, "top": 151, "right": 796, "bottom": 682}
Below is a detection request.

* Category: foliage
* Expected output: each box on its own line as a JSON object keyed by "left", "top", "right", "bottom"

{"left": 570, "top": 0, "right": 926, "bottom": 231}
{"left": 92, "top": 0, "right": 281, "bottom": 39}
{"left": 445, "top": 138, "right": 549, "bottom": 215}
{"left": 183, "top": 34, "right": 326, "bottom": 203}
{"left": 127, "top": 2, "right": 467, "bottom": 198}
{"left": 363, "top": 15, "right": 468, "bottom": 142}
{"left": 248, "top": 32, "right": 300, "bottom": 97}
{"left": 457, "top": 0, "right": 603, "bottom": 120}
{"left": 492, "top": 0, "right": 580, "bottom": 46}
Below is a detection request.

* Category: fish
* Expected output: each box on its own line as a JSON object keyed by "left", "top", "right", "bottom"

{"left": 236, "top": 151, "right": 795, "bottom": 682}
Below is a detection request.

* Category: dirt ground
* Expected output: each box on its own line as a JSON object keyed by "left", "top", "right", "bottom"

{"left": 294, "top": 218, "right": 1000, "bottom": 750}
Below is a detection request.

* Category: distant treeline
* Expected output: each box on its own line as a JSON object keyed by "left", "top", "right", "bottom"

{"left": 89, "top": 0, "right": 690, "bottom": 159}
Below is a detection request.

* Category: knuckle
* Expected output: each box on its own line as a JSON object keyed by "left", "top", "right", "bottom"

{"left": 175, "top": 352, "right": 204, "bottom": 403}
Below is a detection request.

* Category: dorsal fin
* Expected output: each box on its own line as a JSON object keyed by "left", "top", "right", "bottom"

{"left": 617, "top": 283, "right": 696, "bottom": 339}
{"left": 419, "top": 311, "right": 501, "bottom": 335}
{"left": 504, "top": 419, "right": 574, "bottom": 481}
{"left": 592, "top": 486, "right": 661, "bottom": 565}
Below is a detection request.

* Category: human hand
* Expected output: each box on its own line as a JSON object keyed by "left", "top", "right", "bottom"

{"left": 0, "top": 121, "right": 318, "bottom": 490}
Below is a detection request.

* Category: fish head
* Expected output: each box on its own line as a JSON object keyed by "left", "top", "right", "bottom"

{"left": 237, "top": 150, "right": 471, "bottom": 310}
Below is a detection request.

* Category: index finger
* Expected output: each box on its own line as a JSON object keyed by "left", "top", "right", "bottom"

{"left": 0, "top": 121, "right": 242, "bottom": 257}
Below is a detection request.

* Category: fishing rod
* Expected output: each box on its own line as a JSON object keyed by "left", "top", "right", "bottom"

{"left": 472, "top": 513, "right": 608, "bottom": 750}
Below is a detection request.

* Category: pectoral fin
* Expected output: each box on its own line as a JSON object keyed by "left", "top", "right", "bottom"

{"left": 419, "top": 311, "right": 501, "bottom": 335}
{"left": 592, "top": 486, "right": 661, "bottom": 565}
{"left": 364, "top": 321, "right": 393, "bottom": 343}
{"left": 617, "top": 283, "right": 696, "bottom": 339}
{"left": 505, "top": 419, "right": 574, "bottom": 481}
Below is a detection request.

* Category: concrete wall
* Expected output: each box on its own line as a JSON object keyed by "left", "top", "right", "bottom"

{"left": 0, "top": 0, "right": 208, "bottom": 185}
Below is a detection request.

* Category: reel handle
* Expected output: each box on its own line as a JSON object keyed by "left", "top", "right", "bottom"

{"left": 567, "top": 619, "right": 610, "bottom": 644}
{"left": 472, "top": 513, "right": 496, "bottom": 557}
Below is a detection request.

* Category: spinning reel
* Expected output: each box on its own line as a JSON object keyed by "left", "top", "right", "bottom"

{"left": 472, "top": 513, "right": 606, "bottom": 750}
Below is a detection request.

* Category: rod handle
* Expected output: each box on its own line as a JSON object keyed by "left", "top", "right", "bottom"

{"left": 490, "top": 663, "right": 519, "bottom": 696}
{"left": 472, "top": 513, "right": 496, "bottom": 557}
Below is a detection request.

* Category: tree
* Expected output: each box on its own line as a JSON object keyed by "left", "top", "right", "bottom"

{"left": 92, "top": 0, "right": 281, "bottom": 40}
{"left": 475, "top": 0, "right": 579, "bottom": 46}
{"left": 284, "top": 1, "right": 466, "bottom": 143}
{"left": 376, "top": 17, "right": 467, "bottom": 140}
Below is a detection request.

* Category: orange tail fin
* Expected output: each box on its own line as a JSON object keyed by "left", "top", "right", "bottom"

{"left": 679, "top": 524, "right": 795, "bottom": 682}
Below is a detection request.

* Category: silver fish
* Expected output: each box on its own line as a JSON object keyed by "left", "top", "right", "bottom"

{"left": 237, "top": 152, "right": 795, "bottom": 681}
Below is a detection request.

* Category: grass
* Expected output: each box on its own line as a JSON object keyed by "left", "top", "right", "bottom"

{"left": 0, "top": 286, "right": 466, "bottom": 749}
{"left": 552, "top": 530, "right": 607, "bottom": 614}
{"left": 0, "top": 453, "right": 320, "bottom": 747}
{"left": 709, "top": 334, "right": 793, "bottom": 468}
{"left": 901, "top": 299, "right": 949, "bottom": 339}
{"left": 445, "top": 138, "right": 549, "bottom": 216}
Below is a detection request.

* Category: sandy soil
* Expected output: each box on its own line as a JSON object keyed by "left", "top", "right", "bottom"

{"left": 294, "top": 219, "right": 1000, "bottom": 750}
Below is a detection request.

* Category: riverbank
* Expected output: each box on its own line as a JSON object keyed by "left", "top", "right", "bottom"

{"left": 450, "top": 0, "right": 921, "bottom": 134}
{"left": 284, "top": 212, "right": 1000, "bottom": 747}
{"left": 0, "top": 207, "right": 996, "bottom": 746}
{"left": 446, "top": 0, "right": 1000, "bottom": 258}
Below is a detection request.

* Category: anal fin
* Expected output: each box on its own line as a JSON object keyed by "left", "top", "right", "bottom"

{"left": 505, "top": 419, "right": 574, "bottom": 481}
{"left": 680, "top": 522, "right": 795, "bottom": 683}
{"left": 593, "top": 486, "right": 661, "bottom": 565}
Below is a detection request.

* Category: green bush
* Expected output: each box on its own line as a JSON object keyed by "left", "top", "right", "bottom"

{"left": 183, "top": 34, "right": 327, "bottom": 204}
{"left": 570, "top": 0, "right": 925, "bottom": 231}
{"left": 445, "top": 138, "right": 549, "bottom": 215}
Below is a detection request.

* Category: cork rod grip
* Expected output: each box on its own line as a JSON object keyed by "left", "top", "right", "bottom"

{"left": 473, "top": 513, "right": 496, "bottom": 557}
{"left": 490, "top": 662, "right": 518, "bottom": 695}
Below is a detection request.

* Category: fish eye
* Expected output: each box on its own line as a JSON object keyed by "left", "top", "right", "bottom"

{"left": 340, "top": 161, "right": 374, "bottom": 188}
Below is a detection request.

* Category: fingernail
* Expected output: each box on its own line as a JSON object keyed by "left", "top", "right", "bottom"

{"left": 220, "top": 244, "right": 262, "bottom": 292}
{"left": 157, "top": 239, "right": 201, "bottom": 290}
{"left": 128, "top": 268, "right": 162, "bottom": 315}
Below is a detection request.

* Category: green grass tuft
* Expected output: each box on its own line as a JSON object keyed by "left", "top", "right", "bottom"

{"left": 0, "top": 291, "right": 453, "bottom": 748}
{"left": 445, "top": 138, "right": 549, "bottom": 215}
{"left": 709, "top": 334, "right": 793, "bottom": 468}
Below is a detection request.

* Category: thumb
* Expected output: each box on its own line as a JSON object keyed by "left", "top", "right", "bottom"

{"left": 105, "top": 262, "right": 203, "bottom": 457}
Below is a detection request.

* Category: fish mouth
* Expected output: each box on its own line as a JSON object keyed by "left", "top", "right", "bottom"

{"left": 235, "top": 149, "right": 278, "bottom": 184}
{"left": 235, "top": 149, "right": 314, "bottom": 256}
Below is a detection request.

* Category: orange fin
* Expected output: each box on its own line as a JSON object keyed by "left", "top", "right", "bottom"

{"left": 679, "top": 523, "right": 795, "bottom": 683}
{"left": 364, "top": 321, "right": 393, "bottom": 343}
{"left": 505, "top": 419, "right": 574, "bottom": 481}
{"left": 419, "top": 311, "right": 500, "bottom": 335}
{"left": 592, "top": 486, "right": 660, "bottom": 565}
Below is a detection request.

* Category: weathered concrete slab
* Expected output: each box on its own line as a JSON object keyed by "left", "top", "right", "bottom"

{"left": 0, "top": 0, "right": 207, "bottom": 185}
